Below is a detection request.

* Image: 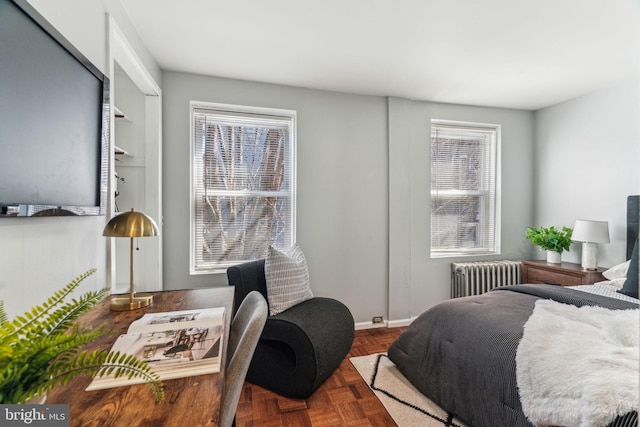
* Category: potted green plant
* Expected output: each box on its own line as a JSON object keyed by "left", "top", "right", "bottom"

{"left": 0, "top": 269, "right": 163, "bottom": 404}
{"left": 525, "top": 225, "right": 573, "bottom": 263}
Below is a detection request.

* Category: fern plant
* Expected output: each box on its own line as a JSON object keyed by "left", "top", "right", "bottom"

{"left": 0, "top": 269, "right": 164, "bottom": 404}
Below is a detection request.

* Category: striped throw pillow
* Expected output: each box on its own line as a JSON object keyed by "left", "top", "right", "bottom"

{"left": 265, "top": 244, "right": 314, "bottom": 315}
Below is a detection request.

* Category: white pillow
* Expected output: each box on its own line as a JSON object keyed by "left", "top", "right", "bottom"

{"left": 264, "top": 243, "right": 313, "bottom": 316}
{"left": 603, "top": 260, "right": 630, "bottom": 280}
{"left": 607, "top": 278, "right": 627, "bottom": 289}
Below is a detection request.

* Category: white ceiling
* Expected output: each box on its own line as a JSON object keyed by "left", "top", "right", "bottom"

{"left": 120, "top": 0, "right": 640, "bottom": 110}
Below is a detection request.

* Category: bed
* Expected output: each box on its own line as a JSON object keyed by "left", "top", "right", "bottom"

{"left": 388, "top": 196, "right": 639, "bottom": 427}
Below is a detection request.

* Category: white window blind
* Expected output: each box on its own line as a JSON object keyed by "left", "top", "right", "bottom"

{"left": 430, "top": 120, "right": 500, "bottom": 257}
{"left": 191, "top": 103, "right": 296, "bottom": 273}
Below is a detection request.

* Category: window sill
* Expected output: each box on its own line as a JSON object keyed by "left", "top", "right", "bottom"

{"left": 431, "top": 251, "right": 500, "bottom": 259}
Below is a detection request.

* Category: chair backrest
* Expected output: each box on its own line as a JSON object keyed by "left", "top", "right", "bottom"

{"left": 219, "top": 291, "right": 268, "bottom": 427}
{"left": 226, "top": 259, "right": 268, "bottom": 314}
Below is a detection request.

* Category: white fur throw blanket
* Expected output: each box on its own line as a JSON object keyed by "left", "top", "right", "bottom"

{"left": 516, "top": 300, "right": 639, "bottom": 427}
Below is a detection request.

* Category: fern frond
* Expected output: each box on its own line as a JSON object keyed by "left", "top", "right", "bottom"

{"left": 0, "top": 269, "right": 97, "bottom": 345}
{"left": 39, "top": 288, "right": 110, "bottom": 337}
{"left": 45, "top": 350, "right": 164, "bottom": 402}
{"left": 0, "top": 325, "right": 108, "bottom": 403}
{"left": 0, "top": 301, "right": 7, "bottom": 325}
{"left": 0, "top": 269, "right": 164, "bottom": 404}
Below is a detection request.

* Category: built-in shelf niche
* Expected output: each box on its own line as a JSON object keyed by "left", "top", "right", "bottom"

{"left": 108, "top": 17, "right": 162, "bottom": 295}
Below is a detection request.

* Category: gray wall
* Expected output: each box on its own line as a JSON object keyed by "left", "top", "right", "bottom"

{"left": 0, "top": 0, "right": 159, "bottom": 318}
{"left": 162, "top": 72, "right": 536, "bottom": 323}
{"left": 389, "top": 99, "right": 535, "bottom": 319}
{"left": 534, "top": 76, "right": 640, "bottom": 267}
{"left": 161, "top": 72, "right": 389, "bottom": 323}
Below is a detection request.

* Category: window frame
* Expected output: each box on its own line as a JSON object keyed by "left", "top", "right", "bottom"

{"left": 430, "top": 119, "right": 501, "bottom": 258}
{"left": 189, "top": 101, "right": 297, "bottom": 274}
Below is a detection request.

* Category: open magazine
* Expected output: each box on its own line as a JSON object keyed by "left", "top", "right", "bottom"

{"left": 86, "top": 306, "right": 226, "bottom": 391}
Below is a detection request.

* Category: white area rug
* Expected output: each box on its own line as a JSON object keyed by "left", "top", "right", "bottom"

{"left": 350, "top": 353, "right": 467, "bottom": 427}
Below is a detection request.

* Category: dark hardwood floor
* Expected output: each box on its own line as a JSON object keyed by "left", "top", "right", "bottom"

{"left": 235, "top": 326, "right": 407, "bottom": 427}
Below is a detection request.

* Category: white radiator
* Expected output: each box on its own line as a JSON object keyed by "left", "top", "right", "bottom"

{"left": 451, "top": 261, "right": 522, "bottom": 298}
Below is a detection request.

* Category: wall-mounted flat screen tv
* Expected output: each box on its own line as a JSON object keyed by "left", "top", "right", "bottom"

{"left": 0, "top": 0, "right": 109, "bottom": 217}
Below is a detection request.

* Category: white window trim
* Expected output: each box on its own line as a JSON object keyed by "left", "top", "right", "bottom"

{"left": 430, "top": 119, "right": 502, "bottom": 258}
{"left": 189, "top": 101, "right": 297, "bottom": 274}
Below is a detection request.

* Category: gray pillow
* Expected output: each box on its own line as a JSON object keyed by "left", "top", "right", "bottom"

{"left": 265, "top": 244, "right": 314, "bottom": 315}
{"left": 618, "top": 240, "right": 638, "bottom": 299}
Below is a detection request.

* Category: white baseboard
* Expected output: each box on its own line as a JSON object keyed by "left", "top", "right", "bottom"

{"left": 355, "top": 317, "right": 417, "bottom": 330}
{"left": 355, "top": 320, "right": 388, "bottom": 330}
{"left": 387, "top": 317, "right": 417, "bottom": 328}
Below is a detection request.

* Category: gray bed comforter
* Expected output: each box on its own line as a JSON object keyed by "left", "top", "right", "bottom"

{"left": 387, "top": 285, "right": 639, "bottom": 427}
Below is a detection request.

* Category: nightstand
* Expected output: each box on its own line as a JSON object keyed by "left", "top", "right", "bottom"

{"left": 521, "top": 260, "right": 606, "bottom": 286}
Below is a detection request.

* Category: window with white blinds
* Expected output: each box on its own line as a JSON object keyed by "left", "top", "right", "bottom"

{"left": 430, "top": 120, "right": 500, "bottom": 257}
{"left": 190, "top": 103, "right": 296, "bottom": 273}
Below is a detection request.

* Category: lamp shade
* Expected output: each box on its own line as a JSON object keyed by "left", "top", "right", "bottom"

{"left": 572, "top": 220, "right": 609, "bottom": 244}
{"left": 103, "top": 208, "right": 159, "bottom": 238}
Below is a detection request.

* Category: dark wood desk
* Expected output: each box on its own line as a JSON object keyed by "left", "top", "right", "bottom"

{"left": 47, "top": 287, "right": 234, "bottom": 427}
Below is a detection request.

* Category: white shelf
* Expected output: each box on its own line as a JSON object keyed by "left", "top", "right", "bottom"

{"left": 114, "top": 145, "right": 130, "bottom": 156}
{"left": 114, "top": 106, "right": 130, "bottom": 122}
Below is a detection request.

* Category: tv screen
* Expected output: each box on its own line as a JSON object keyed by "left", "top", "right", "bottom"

{"left": 0, "top": 0, "right": 109, "bottom": 217}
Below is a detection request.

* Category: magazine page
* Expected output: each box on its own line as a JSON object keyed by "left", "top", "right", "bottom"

{"left": 127, "top": 307, "right": 225, "bottom": 334}
{"left": 86, "top": 307, "right": 225, "bottom": 391}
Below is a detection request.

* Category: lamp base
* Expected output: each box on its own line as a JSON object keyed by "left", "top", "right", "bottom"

{"left": 110, "top": 293, "right": 153, "bottom": 311}
{"left": 581, "top": 242, "right": 599, "bottom": 271}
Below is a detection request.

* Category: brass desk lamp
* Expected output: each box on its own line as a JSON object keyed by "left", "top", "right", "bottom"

{"left": 103, "top": 208, "right": 159, "bottom": 311}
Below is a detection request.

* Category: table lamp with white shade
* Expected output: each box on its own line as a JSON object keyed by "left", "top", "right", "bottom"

{"left": 572, "top": 220, "right": 609, "bottom": 270}
{"left": 103, "top": 208, "right": 159, "bottom": 311}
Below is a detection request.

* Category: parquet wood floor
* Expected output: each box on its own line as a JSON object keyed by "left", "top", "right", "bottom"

{"left": 235, "top": 326, "right": 407, "bottom": 427}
